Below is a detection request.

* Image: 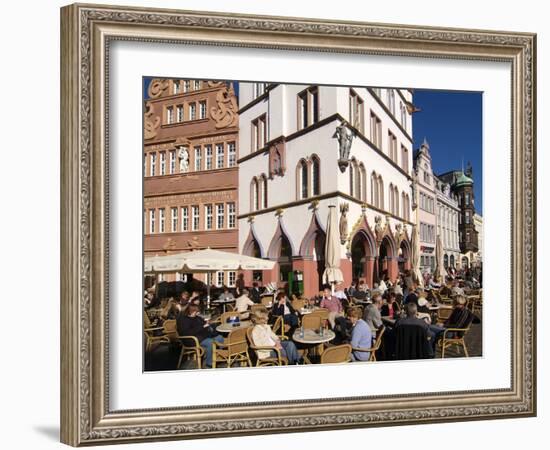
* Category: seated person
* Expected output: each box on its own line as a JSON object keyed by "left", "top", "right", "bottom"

{"left": 250, "top": 310, "right": 300, "bottom": 364}
{"left": 333, "top": 283, "right": 350, "bottom": 308}
{"left": 217, "top": 287, "right": 235, "bottom": 302}
{"left": 416, "top": 290, "right": 432, "bottom": 323}
{"left": 362, "top": 293, "right": 383, "bottom": 333}
{"left": 319, "top": 286, "right": 344, "bottom": 328}
{"left": 348, "top": 307, "right": 373, "bottom": 361}
{"left": 394, "top": 303, "right": 433, "bottom": 358}
{"left": 404, "top": 283, "right": 420, "bottom": 306}
{"left": 271, "top": 292, "right": 299, "bottom": 330}
{"left": 249, "top": 282, "right": 262, "bottom": 304}
{"left": 381, "top": 291, "right": 400, "bottom": 319}
{"left": 234, "top": 288, "right": 255, "bottom": 319}
{"left": 176, "top": 304, "right": 223, "bottom": 368}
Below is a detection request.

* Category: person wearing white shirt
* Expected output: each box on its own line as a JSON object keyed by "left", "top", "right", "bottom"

{"left": 250, "top": 310, "right": 300, "bottom": 364}
{"left": 234, "top": 289, "right": 255, "bottom": 319}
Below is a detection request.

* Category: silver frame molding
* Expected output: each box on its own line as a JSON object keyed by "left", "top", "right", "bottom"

{"left": 60, "top": 3, "right": 536, "bottom": 446}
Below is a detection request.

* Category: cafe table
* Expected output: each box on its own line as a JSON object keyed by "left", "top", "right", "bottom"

{"left": 216, "top": 320, "right": 252, "bottom": 334}
{"left": 292, "top": 328, "right": 335, "bottom": 364}
{"left": 211, "top": 297, "right": 236, "bottom": 313}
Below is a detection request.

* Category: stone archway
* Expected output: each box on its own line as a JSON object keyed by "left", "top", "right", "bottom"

{"left": 298, "top": 214, "right": 327, "bottom": 296}
{"left": 397, "top": 238, "right": 412, "bottom": 273}
{"left": 376, "top": 233, "right": 398, "bottom": 284}
{"left": 267, "top": 221, "right": 296, "bottom": 290}
{"left": 350, "top": 229, "right": 376, "bottom": 288}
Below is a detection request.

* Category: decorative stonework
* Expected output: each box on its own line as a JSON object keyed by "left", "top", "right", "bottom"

{"left": 339, "top": 203, "right": 349, "bottom": 244}
{"left": 69, "top": 5, "right": 535, "bottom": 444}
{"left": 163, "top": 238, "right": 177, "bottom": 253}
{"left": 268, "top": 138, "right": 286, "bottom": 178}
{"left": 374, "top": 215, "right": 384, "bottom": 242}
{"left": 186, "top": 236, "right": 200, "bottom": 249}
{"left": 210, "top": 83, "right": 238, "bottom": 129}
{"left": 147, "top": 78, "right": 169, "bottom": 99}
{"left": 144, "top": 101, "right": 160, "bottom": 140}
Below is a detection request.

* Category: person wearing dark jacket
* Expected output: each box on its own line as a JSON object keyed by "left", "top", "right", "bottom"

{"left": 394, "top": 303, "right": 432, "bottom": 359}
{"left": 271, "top": 292, "right": 299, "bottom": 331}
{"left": 250, "top": 282, "right": 262, "bottom": 304}
{"left": 176, "top": 304, "right": 223, "bottom": 368}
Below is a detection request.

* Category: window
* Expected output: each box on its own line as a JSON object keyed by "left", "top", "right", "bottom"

{"left": 149, "top": 153, "right": 156, "bottom": 176}
{"left": 194, "top": 80, "right": 201, "bottom": 90}
{"left": 189, "top": 103, "right": 196, "bottom": 120}
{"left": 373, "top": 87, "right": 382, "bottom": 97}
{"left": 252, "top": 115, "right": 267, "bottom": 151}
{"left": 181, "top": 206, "right": 189, "bottom": 231}
{"left": 297, "top": 87, "right": 319, "bottom": 130}
{"left": 349, "top": 90, "right": 364, "bottom": 132}
{"left": 199, "top": 100, "right": 207, "bottom": 119}
{"left": 299, "top": 160, "right": 308, "bottom": 199}
{"left": 216, "top": 143, "right": 224, "bottom": 169}
{"left": 251, "top": 178, "right": 259, "bottom": 211}
{"left": 205, "top": 204, "right": 213, "bottom": 230}
{"left": 205, "top": 145, "right": 213, "bottom": 170}
{"left": 228, "top": 271, "right": 236, "bottom": 287}
{"left": 371, "top": 172, "right": 379, "bottom": 207}
{"left": 465, "top": 211, "right": 471, "bottom": 224}
{"left": 191, "top": 205, "right": 200, "bottom": 231}
{"left": 253, "top": 83, "right": 267, "bottom": 98}
{"left": 424, "top": 170, "right": 431, "bottom": 185}
{"left": 149, "top": 209, "right": 155, "bottom": 233}
{"left": 465, "top": 193, "right": 471, "bottom": 206}
{"left": 183, "top": 80, "right": 190, "bottom": 92}
{"left": 228, "top": 202, "right": 236, "bottom": 228}
{"left": 388, "top": 131, "right": 397, "bottom": 162}
{"left": 216, "top": 271, "right": 224, "bottom": 287}
{"left": 400, "top": 102, "right": 407, "bottom": 128}
{"left": 169, "top": 150, "right": 176, "bottom": 174}
{"left": 216, "top": 203, "right": 225, "bottom": 229}
{"left": 378, "top": 176, "right": 384, "bottom": 210}
{"left": 159, "top": 152, "right": 166, "bottom": 176}
{"left": 194, "top": 146, "right": 202, "bottom": 171}
{"left": 312, "top": 156, "right": 321, "bottom": 196}
{"left": 261, "top": 175, "right": 268, "bottom": 209}
{"left": 228, "top": 142, "right": 237, "bottom": 167}
{"left": 387, "top": 89, "right": 395, "bottom": 115}
{"left": 370, "top": 112, "right": 382, "bottom": 149}
{"left": 401, "top": 145, "right": 409, "bottom": 173}
{"left": 159, "top": 208, "right": 165, "bottom": 233}
{"left": 176, "top": 104, "right": 184, "bottom": 122}
{"left": 172, "top": 80, "right": 180, "bottom": 94}
{"left": 359, "top": 164, "right": 367, "bottom": 201}
{"left": 170, "top": 207, "right": 178, "bottom": 232}
{"left": 166, "top": 106, "right": 174, "bottom": 124}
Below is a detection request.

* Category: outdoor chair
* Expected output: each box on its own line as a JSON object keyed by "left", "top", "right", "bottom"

{"left": 219, "top": 310, "right": 241, "bottom": 324}
{"left": 320, "top": 344, "right": 352, "bottom": 364}
{"left": 301, "top": 314, "right": 322, "bottom": 330}
{"left": 212, "top": 327, "right": 252, "bottom": 368}
{"left": 246, "top": 326, "right": 288, "bottom": 367}
{"left": 439, "top": 320, "right": 473, "bottom": 358}
{"left": 291, "top": 298, "right": 306, "bottom": 311}
{"left": 250, "top": 304, "right": 268, "bottom": 314}
{"left": 162, "top": 319, "right": 178, "bottom": 344}
{"left": 436, "top": 307, "right": 453, "bottom": 325}
{"left": 310, "top": 308, "right": 329, "bottom": 322}
{"left": 261, "top": 295, "right": 274, "bottom": 307}
{"left": 143, "top": 311, "right": 170, "bottom": 352}
{"left": 177, "top": 334, "right": 205, "bottom": 369}
{"left": 351, "top": 326, "right": 386, "bottom": 362}
{"left": 271, "top": 315, "right": 288, "bottom": 340}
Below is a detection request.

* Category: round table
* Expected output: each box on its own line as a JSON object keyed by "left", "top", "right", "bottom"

{"left": 216, "top": 320, "right": 252, "bottom": 334}
{"left": 292, "top": 328, "right": 335, "bottom": 364}
{"left": 298, "top": 307, "right": 319, "bottom": 316}
{"left": 211, "top": 298, "right": 236, "bottom": 313}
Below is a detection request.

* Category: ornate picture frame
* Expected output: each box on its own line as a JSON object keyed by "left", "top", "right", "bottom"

{"left": 60, "top": 3, "right": 536, "bottom": 446}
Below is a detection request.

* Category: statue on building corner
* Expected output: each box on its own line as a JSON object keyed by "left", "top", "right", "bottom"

{"left": 339, "top": 203, "right": 349, "bottom": 244}
{"left": 333, "top": 120, "right": 355, "bottom": 173}
{"left": 178, "top": 146, "right": 189, "bottom": 173}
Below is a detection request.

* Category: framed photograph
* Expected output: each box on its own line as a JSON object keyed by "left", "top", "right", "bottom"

{"left": 60, "top": 3, "right": 536, "bottom": 446}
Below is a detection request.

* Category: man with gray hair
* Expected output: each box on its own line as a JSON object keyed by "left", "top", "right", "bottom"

{"left": 362, "top": 293, "right": 383, "bottom": 333}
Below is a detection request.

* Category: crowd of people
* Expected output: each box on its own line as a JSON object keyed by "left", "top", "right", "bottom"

{"left": 144, "top": 266, "right": 482, "bottom": 368}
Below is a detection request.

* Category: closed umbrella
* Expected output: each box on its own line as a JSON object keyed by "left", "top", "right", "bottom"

{"left": 411, "top": 225, "right": 424, "bottom": 288}
{"left": 434, "top": 234, "right": 446, "bottom": 283}
{"left": 323, "top": 205, "right": 344, "bottom": 291}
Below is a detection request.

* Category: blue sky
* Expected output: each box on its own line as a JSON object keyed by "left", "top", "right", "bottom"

{"left": 143, "top": 78, "right": 483, "bottom": 213}
{"left": 412, "top": 89, "right": 483, "bottom": 214}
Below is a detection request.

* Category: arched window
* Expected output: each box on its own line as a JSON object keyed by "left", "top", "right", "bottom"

{"left": 378, "top": 176, "right": 384, "bottom": 210}
{"left": 444, "top": 254, "right": 449, "bottom": 268}
{"left": 359, "top": 163, "right": 367, "bottom": 201}
{"left": 349, "top": 160, "right": 355, "bottom": 197}
{"left": 354, "top": 162, "right": 361, "bottom": 200}
{"left": 389, "top": 183, "right": 394, "bottom": 214}
{"left": 297, "top": 159, "right": 308, "bottom": 200}
{"left": 261, "top": 174, "right": 268, "bottom": 209}
{"left": 311, "top": 155, "right": 321, "bottom": 196}
{"left": 394, "top": 186, "right": 400, "bottom": 216}
{"left": 371, "top": 171, "right": 378, "bottom": 207}
{"left": 251, "top": 177, "right": 259, "bottom": 211}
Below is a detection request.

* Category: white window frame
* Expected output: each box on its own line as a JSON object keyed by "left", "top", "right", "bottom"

{"left": 149, "top": 209, "right": 155, "bottom": 234}
{"left": 199, "top": 100, "right": 207, "bottom": 119}
{"left": 205, "top": 145, "right": 213, "bottom": 170}
{"left": 173, "top": 80, "right": 180, "bottom": 94}
{"left": 216, "top": 143, "right": 224, "bottom": 169}
{"left": 194, "top": 146, "right": 202, "bottom": 171}
{"left": 169, "top": 150, "right": 176, "bottom": 174}
{"left": 189, "top": 103, "right": 196, "bottom": 121}
{"left": 228, "top": 202, "right": 236, "bottom": 229}
{"left": 166, "top": 106, "right": 174, "bottom": 124}
{"left": 216, "top": 203, "right": 225, "bottom": 229}
{"left": 194, "top": 80, "right": 201, "bottom": 90}
{"left": 191, "top": 205, "right": 200, "bottom": 231}
{"left": 205, "top": 204, "right": 213, "bottom": 230}
{"left": 176, "top": 104, "right": 184, "bottom": 122}
{"left": 159, "top": 208, "right": 165, "bottom": 233}
{"left": 149, "top": 153, "right": 156, "bottom": 176}
{"left": 228, "top": 142, "right": 237, "bottom": 167}
{"left": 181, "top": 206, "right": 189, "bottom": 232}
{"left": 228, "top": 271, "right": 236, "bottom": 287}
{"left": 159, "top": 152, "right": 166, "bottom": 176}
{"left": 170, "top": 207, "right": 178, "bottom": 232}
{"left": 216, "top": 271, "right": 224, "bottom": 288}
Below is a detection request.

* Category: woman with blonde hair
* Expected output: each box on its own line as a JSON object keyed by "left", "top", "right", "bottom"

{"left": 250, "top": 310, "right": 300, "bottom": 364}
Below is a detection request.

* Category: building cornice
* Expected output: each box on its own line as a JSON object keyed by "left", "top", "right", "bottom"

{"left": 238, "top": 190, "right": 414, "bottom": 226}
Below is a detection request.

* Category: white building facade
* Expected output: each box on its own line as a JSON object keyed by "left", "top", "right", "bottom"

{"left": 413, "top": 140, "right": 438, "bottom": 273}
{"left": 473, "top": 213, "right": 483, "bottom": 267}
{"left": 435, "top": 177, "right": 461, "bottom": 270}
{"left": 237, "top": 83, "right": 415, "bottom": 296}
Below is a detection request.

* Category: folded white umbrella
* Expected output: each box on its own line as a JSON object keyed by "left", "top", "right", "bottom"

{"left": 323, "top": 205, "right": 344, "bottom": 287}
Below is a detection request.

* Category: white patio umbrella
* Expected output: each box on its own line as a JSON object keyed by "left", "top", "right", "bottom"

{"left": 144, "top": 248, "right": 275, "bottom": 307}
{"left": 434, "top": 234, "right": 446, "bottom": 283}
{"left": 323, "top": 205, "right": 344, "bottom": 292}
{"left": 411, "top": 225, "right": 424, "bottom": 288}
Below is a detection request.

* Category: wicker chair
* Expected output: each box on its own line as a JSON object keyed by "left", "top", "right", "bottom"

{"left": 351, "top": 326, "right": 386, "bottom": 362}
{"left": 439, "top": 322, "right": 473, "bottom": 358}
{"left": 320, "top": 344, "right": 352, "bottom": 364}
{"left": 162, "top": 319, "right": 178, "bottom": 344}
{"left": 143, "top": 311, "right": 170, "bottom": 352}
{"left": 246, "top": 326, "right": 288, "bottom": 366}
{"left": 250, "top": 304, "right": 268, "bottom": 314}
{"left": 301, "top": 314, "right": 322, "bottom": 330}
{"left": 271, "top": 315, "right": 288, "bottom": 340}
{"left": 291, "top": 298, "right": 306, "bottom": 311}
{"left": 310, "top": 308, "right": 329, "bottom": 322}
{"left": 261, "top": 295, "right": 274, "bottom": 307}
{"left": 212, "top": 328, "right": 252, "bottom": 368}
{"left": 177, "top": 334, "right": 204, "bottom": 369}
{"left": 436, "top": 307, "right": 453, "bottom": 325}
